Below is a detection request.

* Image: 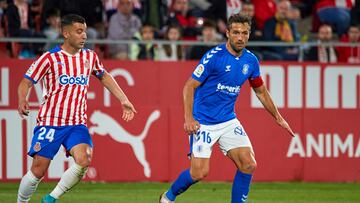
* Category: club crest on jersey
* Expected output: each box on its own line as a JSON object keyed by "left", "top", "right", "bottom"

{"left": 33, "top": 142, "right": 41, "bottom": 152}
{"left": 85, "top": 59, "right": 90, "bottom": 69}
{"left": 242, "top": 64, "right": 249, "bottom": 75}
{"left": 194, "top": 64, "right": 205, "bottom": 77}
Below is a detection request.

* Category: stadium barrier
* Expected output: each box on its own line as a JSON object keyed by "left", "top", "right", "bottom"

{"left": 0, "top": 60, "right": 359, "bottom": 182}
{"left": 0, "top": 37, "right": 358, "bottom": 61}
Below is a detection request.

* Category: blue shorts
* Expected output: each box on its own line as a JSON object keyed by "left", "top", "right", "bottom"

{"left": 28, "top": 124, "right": 93, "bottom": 160}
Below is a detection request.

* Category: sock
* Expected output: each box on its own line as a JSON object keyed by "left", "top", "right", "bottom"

{"left": 17, "top": 170, "right": 42, "bottom": 203}
{"left": 231, "top": 170, "right": 253, "bottom": 203}
{"left": 165, "top": 169, "right": 196, "bottom": 201}
{"left": 49, "top": 164, "right": 88, "bottom": 199}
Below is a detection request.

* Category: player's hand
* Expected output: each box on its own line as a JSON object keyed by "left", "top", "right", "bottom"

{"left": 184, "top": 117, "right": 200, "bottom": 135}
{"left": 121, "top": 100, "right": 137, "bottom": 122}
{"left": 18, "top": 100, "right": 30, "bottom": 118}
{"left": 276, "top": 116, "right": 295, "bottom": 137}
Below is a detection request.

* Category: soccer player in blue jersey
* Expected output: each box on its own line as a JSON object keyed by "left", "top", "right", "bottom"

{"left": 159, "top": 13, "right": 295, "bottom": 203}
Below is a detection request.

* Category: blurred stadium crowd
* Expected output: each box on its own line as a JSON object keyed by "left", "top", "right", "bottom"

{"left": 0, "top": 0, "right": 359, "bottom": 62}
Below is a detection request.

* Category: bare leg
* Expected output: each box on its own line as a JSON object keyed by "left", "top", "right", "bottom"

{"left": 49, "top": 144, "right": 92, "bottom": 199}
{"left": 17, "top": 155, "right": 51, "bottom": 203}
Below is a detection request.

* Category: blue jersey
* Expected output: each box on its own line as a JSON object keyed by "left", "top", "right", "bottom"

{"left": 191, "top": 44, "right": 261, "bottom": 125}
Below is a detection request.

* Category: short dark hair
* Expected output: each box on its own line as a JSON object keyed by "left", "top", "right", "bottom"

{"left": 47, "top": 8, "right": 60, "bottom": 18}
{"left": 227, "top": 13, "right": 252, "bottom": 30}
{"left": 203, "top": 19, "right": 216, "bottom": 30}
{"left": 61, "top": 14, "right": 86, "bottom": 29}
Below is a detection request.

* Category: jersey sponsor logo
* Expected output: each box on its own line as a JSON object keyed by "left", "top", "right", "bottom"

{"left": 59, "top": 74, "right": 89, "bottom": 85}
{"left": 194, "top": 64, "right": 205, "bottom": 77}
{"left": 242, "top": 64, "right": 249, "bottom": 75}
{"left": 216, "top": 83, "right": 240, "bottom": 95}
{"left": 225, "top": 65, "right": 231, "bottom": 72}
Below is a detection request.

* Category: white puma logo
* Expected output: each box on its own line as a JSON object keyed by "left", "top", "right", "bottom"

{"left": 89, "top": 110, "right": 161, "bottom": 178}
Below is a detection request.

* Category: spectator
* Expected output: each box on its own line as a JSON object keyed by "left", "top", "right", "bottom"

{"left": 107, "top": 0, "right": 142, "bottom": 59}
{"left": 104, "top": 0, "right": 119, "bottom": 20}
{"left": 242, "top": 1, "right": 262, "bottom": 41}
{"left": 351, "top": 0, "right": 360, "bottom": 26}
{"left": 139, "top": 0, "right": 169, "bottom": 30}
{"left": 14, "top": 0, "right": 30, "bottom": 30}
{"left": 41, "top": 0, "right": 105, "bottom": 49}
{"left": 130, "top": 24, "right": 157, "bottom": 60}
{"left": 167, "top": 0, "right": 198, "bottom": 40}
{"left": 252, "top": 0, "right": 276, "bottom": 30}
{"left": 241, "top": 1, "right": 263, "bottom": 60}
{"left": 337, "top": 25, "right": 360, "bottom": 63}
{"left": 226, "top": 0, "right": 242, "bottom": 18}
{"left": 157, "top": 24, "right": 184, "bottom": 61}
{"left": 263, "top": 0, "right": 300, "bottom": 61}
{"left": 315, "top": 0, "right": 353, "bottom": 36}
{"left": 0, "top": 0, "right": 45, "bottom": 58}
{"left": 0, "top": 0, "right": 7, "bottom": 36}
{"left": 305, "top": 24, "right": 338, "bottom": 63}
{"left": 187, "top": 19, "right": 219, "bottom": 60}
{"left": 29, "top": 0, "right": 43, "bottom": 32}
{"left": 43, "top": 8, "right": 61, "bottom": 51}
{"left": 1, "top": 0, "right": 28, "bottom": 37}
{"left": 79, "top": 0, "right": 106, "bottom": 39}
{"left": 203, "top": 0, "right": 227, "bottom": 34}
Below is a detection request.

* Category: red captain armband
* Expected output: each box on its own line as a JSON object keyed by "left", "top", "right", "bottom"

{"left": 249, "top": 76, "right": 264, "bottom": 88}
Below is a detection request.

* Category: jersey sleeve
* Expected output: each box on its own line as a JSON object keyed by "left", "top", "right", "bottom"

{"left": 24, "top": 53, "right": 51, "bottom": 84}
{"left": 248, "top": 55, "right": 264, "bottom": 88}
{"left": 191, "top": 51, "right": 215, "bottom": 83}
{"left": 91, "top": 52, "right": 105, "bottom": 79}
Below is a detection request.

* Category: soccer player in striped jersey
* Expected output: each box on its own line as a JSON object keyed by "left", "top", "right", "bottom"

{"left": 16, "top": 14, "right": 137, "bottom": 203}
{"left": 159, "top": 14, "right": 294, "bottom": 203}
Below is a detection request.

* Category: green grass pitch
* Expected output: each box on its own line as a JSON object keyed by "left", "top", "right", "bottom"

{"left": 1, "top": 182, "right": 359, "bottom": 202}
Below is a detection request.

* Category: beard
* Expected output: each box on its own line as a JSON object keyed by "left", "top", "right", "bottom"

{"left": 229, "top": 41, "right": 243, "bottom": 54}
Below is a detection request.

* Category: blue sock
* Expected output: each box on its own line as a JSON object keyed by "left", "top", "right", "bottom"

{"left": 231, "top": 170, "right": 253, "bottom": 203}
{"left": 166, "top": 169, "right": 196, "bottom": 201}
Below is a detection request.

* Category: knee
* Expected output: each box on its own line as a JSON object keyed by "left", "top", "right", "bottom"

{"left": 30, "top": 165, "right": 47, "bottom": 179}
{"left": 241, "top": 162, "right": 257, "bottom": 174}
{"left": 74, "top": 152, "right": 92, "bottom": 168}
{"left": 190, "top": 168, "right": 209, "bottom": 181}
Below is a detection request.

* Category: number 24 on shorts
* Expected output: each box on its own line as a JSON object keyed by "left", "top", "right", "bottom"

{"left": 196, "top": 131, "right": 212, "bottom": 144}
{"left": 38, "top": 127, "right": 55, "bottom": 142}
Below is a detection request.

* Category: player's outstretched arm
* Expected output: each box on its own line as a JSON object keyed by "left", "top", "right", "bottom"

{"left": 17, "top": 78, "right": 33, "bottom": 118}
{"left": 98, "top": 71, "right": 137, "bottom": 122}
{"left": 183, "top": 77, "right": 201, "bottom": 135}
{"left": 253, "top": 85, "right": 295, "bottom": 137}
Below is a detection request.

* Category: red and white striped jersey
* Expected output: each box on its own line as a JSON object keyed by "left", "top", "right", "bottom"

{"left": 25, "top": 46, "right": 105, "bottom": 126}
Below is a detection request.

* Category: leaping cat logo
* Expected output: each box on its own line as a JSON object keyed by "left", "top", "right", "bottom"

{"left": 89, "top": 110, "right": 161, "bottom": 178}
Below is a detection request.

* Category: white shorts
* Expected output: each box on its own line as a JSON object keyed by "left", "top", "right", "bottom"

{"left": 189, "top": 118, "right": 252, "bottom": 158}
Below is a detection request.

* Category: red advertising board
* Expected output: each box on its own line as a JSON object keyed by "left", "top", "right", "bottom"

{"left": 0, "top": 60, "right": 359, "bottom": 182}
